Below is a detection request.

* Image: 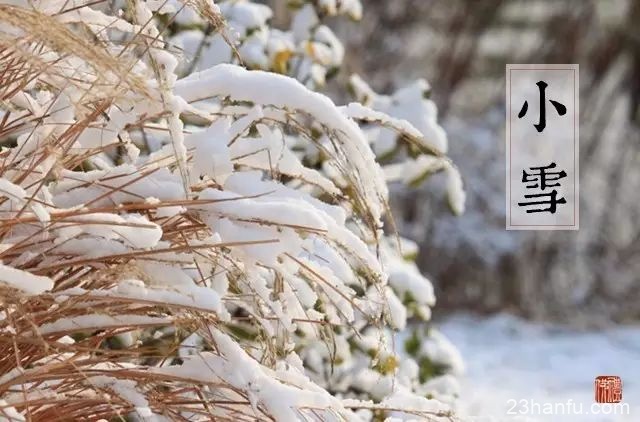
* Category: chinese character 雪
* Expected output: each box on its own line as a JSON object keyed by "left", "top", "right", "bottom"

{"left": 518, "top": 162, "right": 567, "bottom": 214}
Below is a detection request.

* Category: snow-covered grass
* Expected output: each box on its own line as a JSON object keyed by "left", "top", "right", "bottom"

{"left": 0, "top": 1, "right": 466, "bottom": 420}
{"left": 440, "top": 313, "right": 640, "bottom": 421}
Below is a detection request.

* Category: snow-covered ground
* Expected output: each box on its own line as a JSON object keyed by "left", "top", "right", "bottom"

{"left": 439, "top": 314, "right": 640, "bottom": 421}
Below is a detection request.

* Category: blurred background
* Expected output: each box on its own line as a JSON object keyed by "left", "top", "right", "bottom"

{"left": 331, "top": 0, "right": 640, "bottom": 325}
{"left": 322, "top": 0, "right": 640, "bottom": 419}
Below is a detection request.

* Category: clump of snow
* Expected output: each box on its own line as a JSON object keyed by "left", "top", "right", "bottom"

{"left": 0, "top": 265, "right": 53, "bottom": 295}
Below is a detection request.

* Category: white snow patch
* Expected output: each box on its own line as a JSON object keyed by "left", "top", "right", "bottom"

{"left": 439, "top": 313, "right": 640, "bottom": 421}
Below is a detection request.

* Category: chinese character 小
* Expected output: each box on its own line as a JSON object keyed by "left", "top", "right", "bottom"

{"left": 518, "top": 80, "right": 567, "bottom": 132}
